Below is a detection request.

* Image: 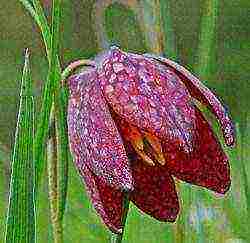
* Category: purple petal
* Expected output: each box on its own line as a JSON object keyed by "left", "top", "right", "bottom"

{"left": 163, "top": 107, "right": 230, "bottom": 194}
{"left": 77, "top": 162, "right": 124, "bottom": 233}
{"left": 145, "top": 54, "right": 235, "bottom": 147}
{"left": 67, "top": 69, "right": 133, "bottom": 191}
{"left": 97, "top": 47, "right": 196, "bottom": 152}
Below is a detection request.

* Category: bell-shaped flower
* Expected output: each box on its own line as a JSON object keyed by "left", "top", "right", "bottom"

{"left": 67, "top": 47, "right": 235, "bottom": 233}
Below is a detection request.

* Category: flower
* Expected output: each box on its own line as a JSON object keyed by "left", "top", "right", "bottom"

{"left": 67, "top": 47, "right": 235, "bottom": 233}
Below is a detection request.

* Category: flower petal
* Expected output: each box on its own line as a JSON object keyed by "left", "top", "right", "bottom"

{"left": 97, "top": 47, "right": 196, "bottom": 152}
{"left": 130, "top": 157, "right": 180, "bottom": 222}
{"left": 77, "top": 162, "right": 124, "bottom": 233}
{"left": 67, "top": 70, "right": 133, "bottom": 191}
{"left": 163, "top": 108, "right": 230, "bottom": 194}
{"left": 145, "top": 54, "right": 235, "bottom": 147}
{"left": 111, "top": 110, "right": 180, "bottom": 222}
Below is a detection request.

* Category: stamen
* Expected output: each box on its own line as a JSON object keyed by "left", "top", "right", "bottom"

{"left": 126, "top": 124, "right": 155, "bottom": 166}
{"left": 132, "top": 145, "right": 155, "bottom": 166}
{"left": 144, "top": 132, "right": 166, "bottom": 165}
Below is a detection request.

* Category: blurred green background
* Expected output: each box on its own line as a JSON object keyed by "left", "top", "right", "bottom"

{"left": 0, "top": 0, "right": 250, "bottom": 242}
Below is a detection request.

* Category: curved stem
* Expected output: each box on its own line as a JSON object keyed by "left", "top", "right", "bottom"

{"left": 111, "top": 193, "right": 130, "bottom": 243}
{"left": 61, "top": 59, "right": 96, "bottom": 82}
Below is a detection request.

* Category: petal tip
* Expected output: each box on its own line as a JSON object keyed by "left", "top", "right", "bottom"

{"left": 108, "top": 225, "right": 123, "bottom": 234}
{"left": 216, "top": 180, "right": 231, "bottom": 195}
{"left": 155, "top": 206, "right": 179, "bottom": 223}
{"left": 224, "top": 123, "right": 236, "bottom": 147}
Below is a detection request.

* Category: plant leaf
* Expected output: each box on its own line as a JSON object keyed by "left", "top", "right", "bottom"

{"left": 5, "top": 49, "right": 36, "bottom": 243}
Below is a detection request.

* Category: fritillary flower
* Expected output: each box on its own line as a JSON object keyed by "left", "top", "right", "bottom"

{"left": 67, "top": 47, "right": 235, "bottom": 233}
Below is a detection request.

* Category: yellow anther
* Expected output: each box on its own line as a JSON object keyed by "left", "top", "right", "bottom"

{"left": 144, "top": 132, "right": 166, "bottom": 166}
{"left": 133, "top": 137, "right": 144, "bottom": 151}
{"left": 132, "top": 145, "right": 155, "bottom": 166}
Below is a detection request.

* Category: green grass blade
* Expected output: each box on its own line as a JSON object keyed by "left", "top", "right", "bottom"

{"left": 50, "top": 0, "right": 69, "bottom": 223}
{"left": 18, "top": 0, "right": 51, "bottom": 59}
{"left": 194, "top": 0, "right": 219, "bottom": 78}
{"left": 5, "top": 49, "right": 36, "bottom": 243}
{"left": 19, "top": 0, "right": 69, "bottom": 228}
{"left": 159, "top": 0, "right": 177, "bottom": 60}
{"left": 18, "top": 0, "right": 57, "bottom": 191}
{"left": 45, "top": 0, "right": 69, "bottom": 238}
{"left": 55, "top": 93, "right": 69, "bottom": 222}
{"left": 236, "top": 124, "right": 250, "bottom": 222}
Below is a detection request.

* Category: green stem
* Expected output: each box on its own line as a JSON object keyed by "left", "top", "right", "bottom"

{"left": 111, "top": 194, "right": 130, "bottom": 243}
{"left": 61, "top": 59, "right": 96, "bottom": 82}
{"left": 237, "top": 124, "right": 250, "bottom": 219}
{"left": 47, "top": 110, "right": 63, "bottom": 243}
{"left": 195, "top": 0, "right": 219, "bottom": 79}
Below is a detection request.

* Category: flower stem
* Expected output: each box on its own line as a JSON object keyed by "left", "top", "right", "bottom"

{"left": 111, "top": 193, "right": 130, "bottom": 243}
{"left": 61, "top": 59, "right": 95, "bottom": 80}
{"left": 47, "top": 110, "right": 63, "bottom": 243}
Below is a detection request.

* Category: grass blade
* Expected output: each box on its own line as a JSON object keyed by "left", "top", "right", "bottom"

{"left": 50, "top": 0, "right": 69, "bottom": 223}
{"left": 19, "top": 0, "right": 69, "bottom": 229}
{"left": 46, "top": 0, "right": 69, "bottom": 239}
{"left": 160, "top": 0, "right": 177, "bottom": 60}
{"left": 19, "top": 0, "right": 69, "bottom": 211}
{"left": 5, "top": 49, "right": 36, "bottom": 243}
{"left": 194, "top": 0, "right": 219, "bottom": 78}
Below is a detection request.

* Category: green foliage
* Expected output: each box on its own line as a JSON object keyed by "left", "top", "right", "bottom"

{"left": 5, "top": 49, "right": 36, "bottom": 243}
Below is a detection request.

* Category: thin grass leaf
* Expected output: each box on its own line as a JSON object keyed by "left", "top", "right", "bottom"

{"left": 50, "top": 0, "right": 69, "bottom": 223}
{"left": 18, "top": 0, "right": 56, "bottom": 191}
{"left": 18, "top": 0, "right": 65, "bottom": 194}
{"left": 159, "top": 0, "right": 177, "bottom": 60}
{"left": 19, "top": 1, "right": 69, "bottom": 220}
{"left": 32, "top": 0, "right": 55, "bottom": 63}
{"left": 42, "top": 0, "right": 69, "bottom": 241}
{"left": 49, "top": 0, "right": 69, "bottom": 222}
{"left": 194, "top": 0, "right": 219, "bottom": 79}
{"left": 19, "top": 0, "right": 69, "bottom": 234}
{"left": 18, "top": 0, "right": 51, "bottom": 58}
{"left": 5, "top": 49, "right": 35, "bottom": 243}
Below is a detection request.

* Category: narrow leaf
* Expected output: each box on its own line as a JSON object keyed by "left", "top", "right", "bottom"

{"left": 44, "top": 0, "right": 69, "bottom": 240}
{"left": 5, "top": 49, "right": 36, "bottom": 243}
{"left": 194, "top": 0, "right": 219, "bottom": 78}
{"left": 50, "top": 0, "right": 69, "bottom": 223}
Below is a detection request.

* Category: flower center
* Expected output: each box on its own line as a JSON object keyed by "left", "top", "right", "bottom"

{"left": 125, "top": 123, "right": 166, "bottom": 166}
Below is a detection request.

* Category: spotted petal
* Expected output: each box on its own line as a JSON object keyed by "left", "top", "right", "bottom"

{"left": 77, "top": 162, "right": 124, "bottom": 233}
{"left": 130, "top": 157, "right": 180, "bottom": 222}
{"left": 67, "top": 70, "right": 133, "bottom": 191}
{"left": 112, "top": 112, "right": 180, "bottom": 221}
{"left": 98, "top": 47, "right": 196, "bottom": 152}
{"left": 145, "top": 54, "right": 235, "bottom": 147}
{"left": 163, "top": 108, "right": 230, "bottom": 194}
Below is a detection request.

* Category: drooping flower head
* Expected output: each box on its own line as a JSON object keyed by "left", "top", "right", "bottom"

{"left": 67, "top": 47, "right": 235, "bottom": 233}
